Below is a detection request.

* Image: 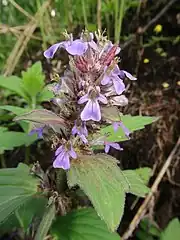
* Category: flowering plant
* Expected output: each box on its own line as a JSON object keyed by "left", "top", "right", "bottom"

{"left": 1, "top": 30, "right": 157, "bottom": 239}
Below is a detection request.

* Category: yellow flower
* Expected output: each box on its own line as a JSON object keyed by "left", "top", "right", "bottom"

{"left": 162, "top": 82, "right": 169, "bottom": 88}
{"left": 154, "top": 24, "right": 162, "bottom": 33}
{"left": 177, "top": 81, "right": 180, "bottom": 86}
{"left": 143, "top": 58, "right": 149, "bottom": 64}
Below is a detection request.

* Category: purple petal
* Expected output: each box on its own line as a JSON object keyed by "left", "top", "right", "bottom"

{"left": 29, "top": 127, "right": 43, "bottom": 138}
{"left": 68, "top": 146, "right": 77, "bottom": 159}
{"left": 112, "top": 65, "right": 121, "bottom": 75}
{"left": 119, "top": 122, "right": 131, "bottom": 138}
{"left": 55, "top": 145, "right": 64, "bottom": 156}
{"left": 113, "top": 76, "right": 125, "bottom": 95}
{"left": 44, "top": 43, "right": 61, "bottom": 58}
{"left": 101, "top": 74, "right": 111, "bottom": 85}
{"left": 72, "top": 125, "right": 78, "bottom": 135}
{"left": 78, "top": 94, "right": 89, "bottom": 104}
{"left": 66, "top": 39, "right": 88, "bottom": 55}
{"left": 112, "top": 122, "right": 119, "bottom": 132}
{"left": 80, "top": 134, "right": 88, "bottom": 144}
{"left": 82, "top": 122, "right": 88, "bottom": 136}
{"left": 97, "top": 94, "right": 108, "bottom": 104}
{"left": 80, "top": 99, "right": 101, "bottom": 121}
{"left": 53, "top": 152, "right": 70, "bottom": 170}
{"left": 123, "top": 71, "right": 137, "bottom": 80}
{"left": 109, "top": 142, "right": 123, "bottom": 151}
{"left": 105, "top": 144, "right": 110, "bottom": 153}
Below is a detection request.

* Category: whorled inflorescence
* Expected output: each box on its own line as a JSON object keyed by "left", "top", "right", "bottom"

{"left": 42, "top": 30, "right": 136, "bottom": 170}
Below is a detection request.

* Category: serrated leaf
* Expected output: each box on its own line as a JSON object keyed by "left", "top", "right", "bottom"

{"left": 21, "top": 62, "right": 45, "bottom": 98}
{"left": 100, "top": 115, "right": 159, "bottom": 142}
{"left": 0, "top": 75, "right": 27, "bottom": 99}
{"left": 0, "top": 131, "right": 37, "bottom": 152}
{"left": 135, "top": 167, "right": 152, "bottom": 185}
{"left": 67, "top": 154, "right": 126, "bottom": 231}
{"left": 122, "top": 170, "right": 150, "bottom": 197}
{"left": 0, "top": 163, "right": 39, "bottom": 224}
{"left": 160, "top": 218, "right": 180, "bottom": 240}
{"left": 51, "top": 208, "right": 120, "bottom": 240}
{"left": 34, "top": 203, "right": 56, "bottom": 240}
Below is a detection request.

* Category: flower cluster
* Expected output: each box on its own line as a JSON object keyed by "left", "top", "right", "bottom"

{"left": 42, "top": 30, "right": 136, "bottom": 170}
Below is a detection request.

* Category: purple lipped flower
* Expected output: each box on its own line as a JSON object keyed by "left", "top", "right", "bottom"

{"left": 119, "top": 70, "right": 137, "bottom": 81}
{"left": 29, "top": 127, "right": 44, "bottom": 138}
{"left": 112, "top": 121, "right": 131, "bottom": 138}
{"left": 78, "top": 87, "right": 108, "bottom": 121}
{"left": 80, "top": 32, "right": 98, "bottom": 51}
{"left": 104, "top": 141, "right": 123, "bottom": 153}
{"left": 72, "top": 121, "right": 88, "bottom": 144}
{"left": 101, "top": 65, "right": 125, "bottom": 95}
{"left": 44, "top": 33, "right": 88, "bottom": 58}
{"left": 53, "top": 144, "right": 77, "bottom": 170}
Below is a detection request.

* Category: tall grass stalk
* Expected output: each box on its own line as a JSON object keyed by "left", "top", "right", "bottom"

{"left": 81, "top": 0, "right": 88, "bottom": 28}
{"left": 114, "top": 0, "right": 126, "bottom": 43}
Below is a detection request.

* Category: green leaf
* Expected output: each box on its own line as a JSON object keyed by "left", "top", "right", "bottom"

{"left": 0, "top": 196, "right": 47, "bottom": 233}
{"left": 0, "top": 131, "right": 37, "bottom": 152}
{"left": 135, "top": 167, "right": 152, "bottom": 185}
{"left": 51, "top": 208, "right": 120, "bottom": 240}
{"left": 0, "top": 75, "right": 27, "bottom": 100}
{"left": 122, "top": 170, "right": 150, "bottom": 197}
{"left": 0, "top": 163, "right": 39, "bottom": 224}
{"left": 34, "top": 203, "right": 56, "bottom": 240}
{"left": 67, "top": 154, "right": 126, "bottom": 231}
{"left": 37, "top": 85, "right": 54, "bottom": 103}
{"left": 0, "top": 105, "right": 30, "bottom": 116}
{"left": 160, "top": 218, "right": 180, "bottom": 240}
{"left": 100, "top": 115, "right": 159, "bottom": 142}
{"left": 21, "top": 62, "right": 45, "bottom": 99}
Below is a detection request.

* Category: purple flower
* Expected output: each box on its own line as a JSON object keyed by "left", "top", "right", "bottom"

{"left": 53, "top": 144, "right": 77, "bottom": 170}
{"left": 104, "top": 141, "right": 123, "bottom": 153}
{"left": 44, "top": 32, "right": 97, "bottom": 59}
{"left": 44, "top": 38, "right": 88, "bottom": 58}
{"left": 119, "top": 70, "right": 137, "bottom": 81}
{"left": 72, "top": 121, "right": 88, "bottom": 144}
{"left": 112, "top": 121, "right": 131, "bottom": 138}
{"left": 101, "top": 65, "right": 125, "bottom": 95}
{"left": 78, "top": 87, "right": 108, "bottom": 121}
{"left": 29, "top": 127, "right": 44, "bottom": 138}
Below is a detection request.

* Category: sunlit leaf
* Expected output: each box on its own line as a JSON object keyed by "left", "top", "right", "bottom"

{"left": 21, "top": 62, "right": 45, "bottom": 98}
{"left": 0, "top": 75, "right": 27, "bottom": 100}
{"left": 0, "top": 105, "right": 30, "bottom": 116}
{"left": 51, "top": 208, "right": 120, "bottom": 240}
{"left": 67, "top": 154, "right": 126, "bottom": 231}
{"left": 99, "top": 115, "right": 159, "bottom": 142}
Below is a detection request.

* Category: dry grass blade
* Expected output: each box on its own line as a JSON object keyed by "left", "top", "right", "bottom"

{"left": 122, "top": 137, "right": 180, "bottom": 240}
{"left": 3, "top": 0, "right": 51, "bottom": 76}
